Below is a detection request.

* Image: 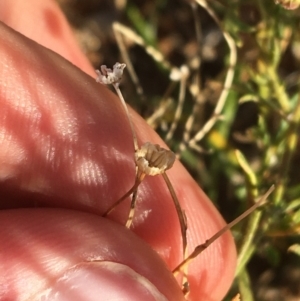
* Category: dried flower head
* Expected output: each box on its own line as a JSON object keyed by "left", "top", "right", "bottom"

{"left": 135, "top": 142, "right": 176, "bottom": 176}
{"left": 96, "top": 62, "right": 126, "bottom": 85}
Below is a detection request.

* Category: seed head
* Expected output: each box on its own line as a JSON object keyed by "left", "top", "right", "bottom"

{"left": 96, "top": 62, "right": 126, "bottom": 85}
{"left": 135, "top": 142, "right": 176, "bottom": 176}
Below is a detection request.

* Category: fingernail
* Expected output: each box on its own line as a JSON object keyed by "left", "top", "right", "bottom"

{"left": 39, "top": 261, "right": 168, "bottom": 301}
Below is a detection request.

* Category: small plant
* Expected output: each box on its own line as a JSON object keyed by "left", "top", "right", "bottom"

{"left": 95, "top": 62, "right": 274, "bottom": 297}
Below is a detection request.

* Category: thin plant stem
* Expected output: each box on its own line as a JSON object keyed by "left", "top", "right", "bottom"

{"left": 113, "top": 22, "right": 145, "bottom": 102}
{"left": 238, "top": 268, "right": 255, "bottom": 301}
{"left": 177, "top": 1, "right": 204, "bottom": 155}
{"left": 185, "top": 0, "right": 237, "bottom": 149}
{"left": 102, "top": 173, "right": 145, "bottom": 216}
{"left": 162, "top": 172, "right": 188, "bottom": 260}
{"left": 126, "top": 186, "right": 139, "bottom": 228}
{"left": 146, "top": 97, "right": 173, "bottom": 129}
{"left": 166, "top": 66, "right": 189, "bottom": 142}
{"left": 235, "top": 150, "right": 258, "bottom": 199}
{"left": 236, "top": 244, "right": 255, "bottom": 278}
{"left": 112, "top": 22, "right": 175, "bottom": 73}
{"left": 274, "top": 95, "right": 300, "bottom": 205}
{"left": 113, "top": 83, "right": 139, "bottom": 152}
{"left": 235, "top": 210, "right": 263, "bottom": 277}
{"left": 267, "top": 66, "right": 291, "bottom": 113}
{"left": 190, "top": 1, "right": 203, "bottom": 70}
{"left": 173, "top": 185, "right": 274, "bottom": 275}
{"left": 234, "top": 150, "right": 262, "bottom": 277}
{"left": 162, "top": 171, "right": 189, "bottom": 291}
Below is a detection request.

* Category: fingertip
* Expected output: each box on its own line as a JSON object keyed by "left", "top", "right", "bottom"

{"left": 0, "top": 0, "right": 94, "bottom": 76}
{"left": 41, "top": 262, "right": 170, "bottom": 301}
{"left": 0, "top": 209, "right": 185, "bottom": 301}
{"left": 0, "top": 22, "right": 135, "bottom": 212}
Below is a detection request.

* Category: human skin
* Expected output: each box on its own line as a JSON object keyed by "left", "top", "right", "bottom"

{"left": 0, "top": 0, "right": 236, "bottom": 300}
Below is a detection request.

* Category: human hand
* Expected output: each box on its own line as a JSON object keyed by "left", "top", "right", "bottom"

{"left": 0, "top": 0, "right": 236, "bottom": 300}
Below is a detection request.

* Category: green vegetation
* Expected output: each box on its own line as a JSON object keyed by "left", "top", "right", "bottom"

{"left": 60, "top": 0, "right": 300, "bottom": 299}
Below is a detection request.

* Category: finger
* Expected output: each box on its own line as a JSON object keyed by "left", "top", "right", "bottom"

{"left": 0, "top": 0, "right": 94, "bottom": 76}
{"left": 0, "top": 209, "right": 184, "bottom": 301}
{"left": 0, "top": 22, "right": 135, "bottom": 213}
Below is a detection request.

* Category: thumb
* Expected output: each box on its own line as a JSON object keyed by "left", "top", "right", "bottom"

{"left": 0, "top": 209, "right": 184, "bottom": 301}
{"left": 42, "top": 262, "right": 170, "bottom": 301}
